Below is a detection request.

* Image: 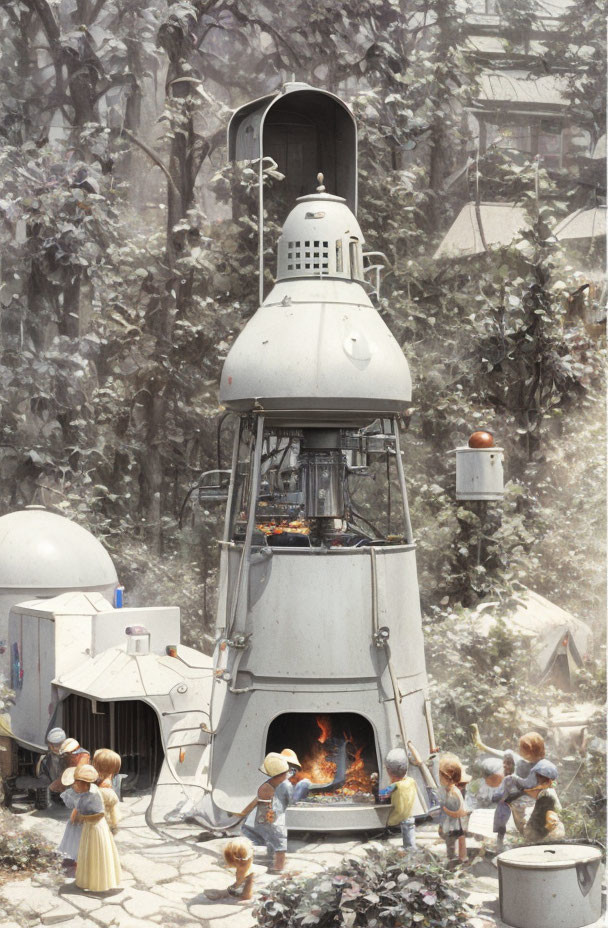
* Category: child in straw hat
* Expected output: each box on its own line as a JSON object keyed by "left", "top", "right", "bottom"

{"left": 61, "top": 764, "right": 121, "bottom": 892}
{"left": 279, "top": 748, "right": 311, "bottom": 804}
{"left": 240, "top": 752, "right": 291, "bottom": 873}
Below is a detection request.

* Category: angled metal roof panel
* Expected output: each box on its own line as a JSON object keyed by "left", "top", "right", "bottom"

{"left": 475, "top": 72, "right": 568, "bottom": 108}
{"left": 466, "top": 35, "right": 548, "bottom": 55}
{"left": 433, "top": 202, "right": 529, "bottom": 259}
{"left": 54, "top": 645, "right": 214, "bottom": 700}
{"left": 592, "top": 134, "right": 606, "bottom": 159}
{"left": 13, "top": 591, "right": 113, "bottom": 617}
{"left": 554, "top": 206, "right": 607, "bottom": 240}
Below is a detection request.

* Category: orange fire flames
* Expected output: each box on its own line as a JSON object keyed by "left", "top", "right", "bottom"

{"left": 293, "top": 716, "right": 375, "bottom": 795}
{"left": 316, "top": 715, "right": 331, "bottom": 745}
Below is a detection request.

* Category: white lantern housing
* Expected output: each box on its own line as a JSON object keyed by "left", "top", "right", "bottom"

{"left": 455, "top": 446, "right": 504, "bottom": 500}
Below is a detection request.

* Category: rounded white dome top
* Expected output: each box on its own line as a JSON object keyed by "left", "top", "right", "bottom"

{"left": 0, "top": 507, "right": 118, "bottom": 590}
{"left": 277, "top": 191, "right": 366, "bottom": 283}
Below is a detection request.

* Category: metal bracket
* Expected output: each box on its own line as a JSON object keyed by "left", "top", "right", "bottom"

{"left": 373, "top": 626, "right": 390, "bottom": 648}
{"left": 224, "top": 633, "right": 251, "bottom": 650}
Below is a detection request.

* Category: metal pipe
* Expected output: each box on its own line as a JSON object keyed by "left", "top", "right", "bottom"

{"left": 370, "top": 546, "right": 379, "bottom": 637}
{"left": 215, "top": 421, "right": 242, "bottom": 638}
{"left": 386, "top": 651, "right": 408, "bottom": 748}
{"left": 424, "top": 697, "right": 437, "bottom": 754}
{"left": 258, "top": 157, "right": 264, "bottom": 304}
{"left": 227, "top": 647, "right": 252, "bottom": 694}
{"left": 228, "top": 415, "right": 265, "bottom": 638}
{"left": 393, "top": 418, "right": 414, "bottom": 544}
{"left": 369, "top": 545, "right": 410, "bottom": 753}
{"left": 222, "top": 419, "right": 242, "bottom": 545}
{"left": 110, "top": 701, "right": 115, "bottom": 752}
{"left": 225, "top": 428, "right": 255, "bottom": 638}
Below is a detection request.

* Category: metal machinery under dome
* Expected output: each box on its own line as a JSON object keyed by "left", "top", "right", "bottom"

{"left": 201, "top": 85, "right": 439, "bottom": 832}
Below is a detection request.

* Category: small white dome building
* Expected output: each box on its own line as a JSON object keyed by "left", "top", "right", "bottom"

{"left": 0, "top": 506, "right": 118, "bottom": 684}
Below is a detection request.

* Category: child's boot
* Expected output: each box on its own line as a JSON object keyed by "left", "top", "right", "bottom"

{"left": 270, "top": 851, "right": 286, "bottom": 872}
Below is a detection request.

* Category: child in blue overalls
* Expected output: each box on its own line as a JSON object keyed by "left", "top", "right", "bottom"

{"left": 241, "top": 751, "right": 310, "bottom": 872}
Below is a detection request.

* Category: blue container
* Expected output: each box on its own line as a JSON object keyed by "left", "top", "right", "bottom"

{"left": 114, "top": 585, "right": 124, "bottom": 608}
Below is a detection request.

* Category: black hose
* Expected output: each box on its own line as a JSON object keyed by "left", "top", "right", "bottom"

{"left": 350, "top": 507, "right": 386, "bottom": 540}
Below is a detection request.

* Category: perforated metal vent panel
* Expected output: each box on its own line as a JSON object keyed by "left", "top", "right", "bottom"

{"left": 286, "top": 240, "right": 329, "bottom": 272}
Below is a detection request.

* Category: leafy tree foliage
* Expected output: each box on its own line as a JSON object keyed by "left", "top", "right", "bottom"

{"left": 0, "top": 0, "right": 603, "bottom": 651}
{"left": 254, "top": 846, "right": 475, "bottom": 928}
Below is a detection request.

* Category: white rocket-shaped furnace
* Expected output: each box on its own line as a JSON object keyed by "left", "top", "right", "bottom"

{"left": 207, "top": 139, "right": 437, "bottom": 830}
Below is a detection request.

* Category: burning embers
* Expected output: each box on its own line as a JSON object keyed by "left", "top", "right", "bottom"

{"left": 267, "top": 713, "right": 377, "bottom": 804}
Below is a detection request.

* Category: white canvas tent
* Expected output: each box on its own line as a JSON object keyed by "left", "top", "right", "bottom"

{"left": 433, "top": 203, "right": 529, "bottom": 259}
{"left": 471, "top": 589, "right": 592, "bottom": 686}
{"left": 554, "top": 206, "right": 606, "bottom": 242}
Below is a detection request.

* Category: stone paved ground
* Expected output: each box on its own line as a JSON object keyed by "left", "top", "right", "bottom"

{"left": 0, "top": 796, "right": 604, "bottom": 928}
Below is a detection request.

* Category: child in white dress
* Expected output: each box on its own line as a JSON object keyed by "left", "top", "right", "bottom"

{"left": 58, "top": 786, "right": 83, "bottom": 869}
{"left": 61, "top": 764, "right": 122, "bottom": 892}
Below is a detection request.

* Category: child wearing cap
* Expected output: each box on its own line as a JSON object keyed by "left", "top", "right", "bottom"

{"left": 240, "top": 752, "right": 291, "bottom": 872}
{"left": 378, "top": 748, "right": 417, "bottom": 850}
{"left": 438, "top": 754, "right": 468, "bottom": 863}
{"left": 61, "top": 764, "right": 121, "bottom": 892}
{"left": 467, "top": 757, "right": 504, "bottom": 810}
{"left": 521, "top": 761, "right": 565, "bottom": 844}
{"left": 16, "top": 727, "right": 67, "bottom": 808}
{"left": 52, "top": 738, "right": 90, "bottom": 793}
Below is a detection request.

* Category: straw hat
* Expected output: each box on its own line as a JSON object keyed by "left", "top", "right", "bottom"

{"left": 280, "top": 748, "right": 302, "bottom": 769}
{"left": 60, "top": 738, "right": 80, "bottom": 754}
{"left": 259, "top": 752, "right": 289, "bottom": 776}
{"left": 61, "top": 764, "right": 98, "bottom": 786}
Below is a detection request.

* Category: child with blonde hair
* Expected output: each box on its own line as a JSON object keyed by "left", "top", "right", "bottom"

{"left": 223, "top": 837, "right": 254, "bottom": 900}
{"left": 61, "top": 764, "right": 121, "bottom": 892}
{"left": 438, "top": 754, "right": 468, "bottom": 863}
{"left": 92, "top": 749, "right": 121, "bottom": 833}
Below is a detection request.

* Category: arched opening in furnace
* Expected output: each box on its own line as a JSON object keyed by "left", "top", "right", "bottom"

{"left": 61, "top": 695, "right": 163, "bottom": 791}
{"left": 266, "top": 712, "right": 378, "bottom": 802}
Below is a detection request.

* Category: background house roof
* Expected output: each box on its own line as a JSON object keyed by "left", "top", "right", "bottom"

{"left": 474, "top": 72, "right": 569, "bottom": 112}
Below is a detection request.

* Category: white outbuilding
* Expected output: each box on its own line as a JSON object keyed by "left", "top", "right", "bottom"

{"left": 0, "top": 506, "right": 118, "bottom": 686}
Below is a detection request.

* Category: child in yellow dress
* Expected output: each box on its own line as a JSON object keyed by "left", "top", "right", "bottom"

{"left": 93, "top": 749, "right": 121, "bottom": 833}
{"left": 61, "top": 764, "right": 122, "bottom": 892}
